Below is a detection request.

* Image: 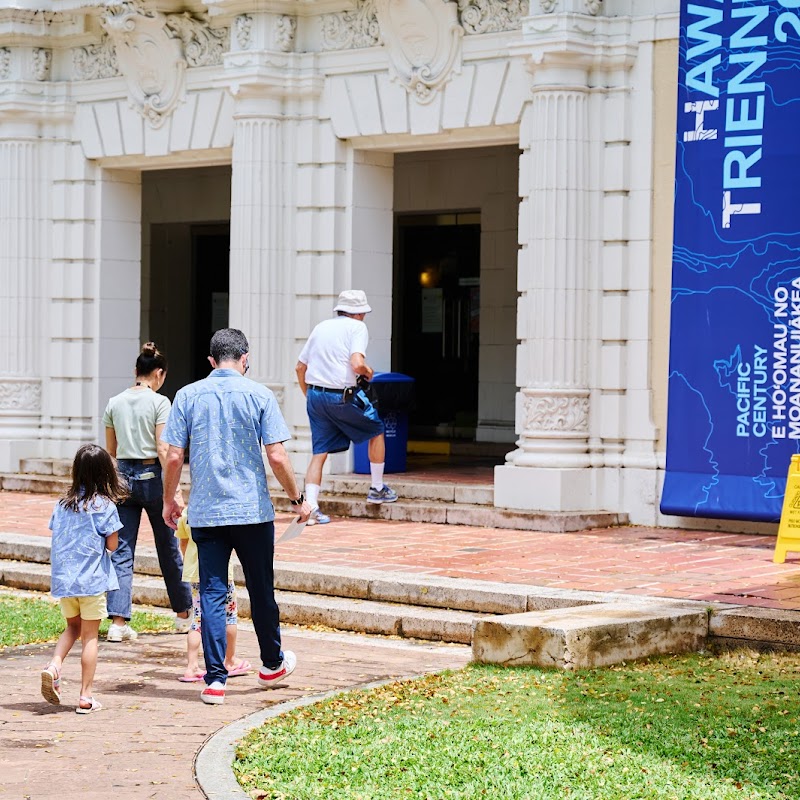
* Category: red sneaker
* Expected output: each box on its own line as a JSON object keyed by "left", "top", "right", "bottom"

{"left": 257, "top": 651, "right": 297, "bottom": 689}
{"left": 200, "top": 684, "right": 225, "bottom": 705}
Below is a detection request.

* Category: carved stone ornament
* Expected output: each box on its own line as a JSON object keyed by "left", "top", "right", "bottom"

{"left": 321, "top": 0, "right": 381, "bottom": 50}
{"left": 375, "top": 0, "right": 463, "bottom": 103}
{"left": 539, "top": 0, "right": 557, "bottom": 12}
{"left": 73, "top": 36, "right": 120, "bottom": 80}
{"left": 101, "top": 3, "right": 186, "bottom": 128}
{"left": 523, "top": 393, "right": 589, "bottom": 433}
{"left": 32, "top": 48, "right": 52, "bottom": 81}
{"left": 0, "top": 380, "right": 42, "bottom": 412}
{"left": 165, "top": 13, "right": 230, "bottom": 68}
{"left": 234, "top": 14, "right": 253, "bottom": 49}
{"left": 274, "top": 15, "right": 297, "bottom": 52}
{"left": 457, "top": 0, "right": 529, "bottom": 33}
{"left": 0, "top": 48, "right": 10, "bottom": 80}
{"left": 584, "top": 0, "right": 602, "bottom": 14}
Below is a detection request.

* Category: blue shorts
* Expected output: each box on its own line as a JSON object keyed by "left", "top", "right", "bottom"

{"left": 307, "top": 387, "right": 384, "bottom": 455}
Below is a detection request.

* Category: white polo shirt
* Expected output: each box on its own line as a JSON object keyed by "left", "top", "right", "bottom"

{"left": 298, "top": 316, "right": 369, "bottom": 389}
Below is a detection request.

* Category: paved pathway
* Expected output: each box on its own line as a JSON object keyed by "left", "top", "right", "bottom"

{"left": 0, "top": 621, "right": 469, "bottom": 800}
{"left": 3, "top": 491, "right": 799, "bottom": 611}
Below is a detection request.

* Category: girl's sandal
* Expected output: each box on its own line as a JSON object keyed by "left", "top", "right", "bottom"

{"left": 75, "top": 696, "right": 103, "bottom": 714}
{"left": 40, "top": 664, "right": 61, "bottom": 705}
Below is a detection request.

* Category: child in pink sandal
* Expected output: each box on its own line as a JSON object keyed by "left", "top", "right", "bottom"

{"left": 175, "top": 510, "right": 251, "bottom": 682}
{"left": 41, "top": 444, "right": 125, "bottom": 713}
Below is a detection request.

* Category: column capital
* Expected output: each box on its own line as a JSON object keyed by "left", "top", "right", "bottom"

{"left": 218, "top": 10, "right": 322, "bottom": 110}
{"left": 510, "top": 9, "right": 636, "bottom": 86}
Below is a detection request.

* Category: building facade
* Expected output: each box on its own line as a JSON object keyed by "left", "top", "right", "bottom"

{"left": 0, "top": 0, "right": 686, "bottom": 526}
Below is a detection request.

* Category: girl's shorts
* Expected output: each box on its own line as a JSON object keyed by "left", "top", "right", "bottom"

{"left": 190, "top": 581, "right": 237, "bottom": 632}
{"left": 60, "top": 593, "right": 107, "bottom": 621}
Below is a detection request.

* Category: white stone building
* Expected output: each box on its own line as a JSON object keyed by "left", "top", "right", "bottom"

{"left": 0, "top": 0, "right": 685, "bottom": 526}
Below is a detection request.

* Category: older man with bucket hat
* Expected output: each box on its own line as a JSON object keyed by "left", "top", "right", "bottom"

{"left": 295, "top": 290, "right": 398, "bottom": 524}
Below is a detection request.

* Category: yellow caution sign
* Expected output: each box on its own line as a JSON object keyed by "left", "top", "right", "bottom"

{"left": 775, "top": 454, "right": 800, "bottom": 564}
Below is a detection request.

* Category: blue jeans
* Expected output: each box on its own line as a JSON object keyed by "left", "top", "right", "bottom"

{"left": 192, "top": 522, "right": 283, "bottom": 686}
{"left": 106, "top": 460, "right": 192, "bottom": 621}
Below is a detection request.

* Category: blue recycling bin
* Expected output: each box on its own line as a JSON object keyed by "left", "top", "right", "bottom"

{"left": 353, "top": 372, "right": 415, "bottom": 474}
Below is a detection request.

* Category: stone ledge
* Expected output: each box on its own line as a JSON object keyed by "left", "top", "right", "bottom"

{"left": 472, "top": 603, "right": 709, "bottom": 669}
{"left": 709, "top": 606, "right": 800, "bottom": 648}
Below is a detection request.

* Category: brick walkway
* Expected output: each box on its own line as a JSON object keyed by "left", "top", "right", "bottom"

{"left": 3, "top": 491, "right": 799, "bottom": 610}
{"left": 0, "top": 624, "right": 468, "bottom": 800}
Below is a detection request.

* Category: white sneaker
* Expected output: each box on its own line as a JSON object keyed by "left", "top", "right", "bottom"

{"left": 174, "top": 612, "right": 192, "bottom": 634}
{"left": 106, "top": 623, "right": 138, "bottom": 642}
{"left": 257, "top": 650, "right": 297, "bottom": 688}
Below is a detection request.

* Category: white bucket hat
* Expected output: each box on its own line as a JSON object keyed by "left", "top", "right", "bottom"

{"left": 333, "top": 289, "right": 372, "bottom": 314}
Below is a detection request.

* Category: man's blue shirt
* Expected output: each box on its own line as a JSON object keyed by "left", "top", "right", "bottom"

{"left": 162, "top": 369, "right": 290, "bottom": 528}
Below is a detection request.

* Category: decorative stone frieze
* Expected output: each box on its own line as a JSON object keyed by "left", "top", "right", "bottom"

{"left": 0, "top": 48, "right": 10, "bottom": 80}
{"left": 375, "top": 0, "right": 463, "bottom": 103}
{"left": 320, "top": 0, "right": 381, "bottom": 50}
{"left": 274, "top": 16, "right": 296, "bottom": 52}
{"left": 0, "top": 380, "right": 42, "bottom": 412}
{"left": 164, "top": 13, "right": 230, "bottom": 68}
{"left": 31, "top": 48, "right": 51, "bottom": 81}
{"left": 234, "top": 14, "right": 253, "bottom": 49}
{"left": 457, "top": 0, "right": 529, "bottom": 33}
{"left": 523, "top": 391, "right": 589, "bottom": 433}
{"left": 73, "top": 36, "right": 120, "bottom": 80}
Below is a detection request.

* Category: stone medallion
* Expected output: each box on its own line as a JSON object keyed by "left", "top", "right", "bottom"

{"left": 101, "top": 3, "right": 186, "bottom": 128}
{"left": 375, "top": 0, "right": 463, "bottom": 103}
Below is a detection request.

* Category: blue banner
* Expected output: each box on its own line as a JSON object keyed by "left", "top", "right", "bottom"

{"left": 662, "top": 0, "right": 800, "bottom": 521}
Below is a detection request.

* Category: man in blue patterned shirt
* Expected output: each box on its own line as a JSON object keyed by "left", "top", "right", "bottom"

{"left": 161, "top": 328, "right": 311, "bottom": 706}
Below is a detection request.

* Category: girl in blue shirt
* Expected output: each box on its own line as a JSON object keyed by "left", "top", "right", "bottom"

{"left": 41, "top": 444, "right": 127, "bottom": 714}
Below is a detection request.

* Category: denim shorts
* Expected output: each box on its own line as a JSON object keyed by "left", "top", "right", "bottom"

{"left": 307, "top": 387, "right": 384, "bottom": 455}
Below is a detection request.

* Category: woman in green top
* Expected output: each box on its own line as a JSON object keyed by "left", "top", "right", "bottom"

{"left": 102, "top": 343, "right": 192, "bottom": 641}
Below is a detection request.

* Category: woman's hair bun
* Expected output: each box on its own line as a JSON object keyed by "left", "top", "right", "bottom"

{"left": 141, "top": 342, "right": 158, "bottom": 356}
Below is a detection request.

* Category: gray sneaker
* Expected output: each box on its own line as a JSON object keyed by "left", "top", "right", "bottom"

{"left": 367, "top": 485, "right": 398, "bottom": 504}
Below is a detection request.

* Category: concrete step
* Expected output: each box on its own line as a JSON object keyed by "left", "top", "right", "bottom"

{"left": 20, "top": 458, "right": 71, "bottom": 477}
{"left": 0, "top": 560, "right": 481, "bottom": 644}
{"left": 472, "top": 602, "right": 710, "bottom": 669}
{"left": 0, "top": 473, "right": 70, "bottom": 493}
{"left": 322, "top": 475, "right": 494, "bottom": 506}
{"left": 2, "top": 534, "right": 799, "bottom": 658}
{"left": 274, "top": 493, "right": 626, "bottom": 532}
{"left": 0, "top": 533, "right": 623, "bottom": 615}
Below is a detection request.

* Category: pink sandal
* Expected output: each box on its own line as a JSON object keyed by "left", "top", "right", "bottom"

{"left": 178, "top": 672, "right": 206, "bottom": 683}
{"left": 40, "top": 664, "right": 61, "bottom": 705}
{"left": 226, "top": 660, "right": 252, "bottom": 678}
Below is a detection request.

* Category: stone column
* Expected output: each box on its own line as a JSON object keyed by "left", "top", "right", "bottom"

{"left": 495, "top": 12, "right": 600, "bottom": 511}
{"left": 225, "top": 12, "right": 307, "bottom": 408}
{"left": 0, "top": 136, "right": 45, "bottom": 462}
{"left": 512, "top": 86, "right": 591, "bottom": 469}
{"left": 229, "top": 111, "right": 293, "bottom": 404}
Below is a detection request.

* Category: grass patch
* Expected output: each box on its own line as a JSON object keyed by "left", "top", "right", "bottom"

{"left": 0, "top": 592, "right": 174, "bottom": 649}
{"left": 234, "top": 652, "right": 800, "bottom": 800}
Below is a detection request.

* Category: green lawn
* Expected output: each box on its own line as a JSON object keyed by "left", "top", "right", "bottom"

{"left": 235, "top": 652, "right": 800, "bottom": 800}
{"left": 0, "top": 592, "right": 174, "bottom": 648}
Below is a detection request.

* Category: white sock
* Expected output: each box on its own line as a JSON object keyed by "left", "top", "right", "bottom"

{"left": 370, "top": 462, "right": 385, "bottom": 491}
{"left": 209, "top": 680, "right": 225, "bottom": 691}
{"left": 306, "top": 483, "right": 320, "bottom": 509}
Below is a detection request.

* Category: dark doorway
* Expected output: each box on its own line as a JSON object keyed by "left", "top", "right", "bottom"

{"left": 394, "top": 213, "right": 481, "bottom": 440}
{"left": 147, "top": 222, "right": 229, "bottom": 399}
{"left": 191, "top": 225, "right": 230, "bottom": 382}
